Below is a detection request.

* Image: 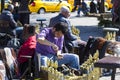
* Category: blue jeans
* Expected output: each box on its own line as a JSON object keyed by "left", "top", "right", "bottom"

{"left": 77, "top": 6, "right": 82, "bottom": 15}
{"left": 77, "top": 7, "right": 89, "bottom": 15}
{"left": 40, "top": 53, "right": 80, "bottom": 70}
{"left": 13, "top": 27, "right": 23, "bottom": 39}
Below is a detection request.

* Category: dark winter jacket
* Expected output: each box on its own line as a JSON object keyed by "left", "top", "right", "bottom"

{"left": 0, "top": 9, "right": 17, "bottom": 35}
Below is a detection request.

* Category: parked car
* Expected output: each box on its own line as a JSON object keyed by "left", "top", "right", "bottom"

{"left": 67, "top": 0, "right": 74, "bottom": 9}
{"left": 105, "top": 0, "right": 113, "bottom": 10}
{"left": 28, "top": 0, "right": 72, "bottom": 14}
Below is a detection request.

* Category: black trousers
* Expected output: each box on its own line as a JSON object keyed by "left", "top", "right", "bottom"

{"left": 19, "top": 13, "right": 30, "bottom": 26}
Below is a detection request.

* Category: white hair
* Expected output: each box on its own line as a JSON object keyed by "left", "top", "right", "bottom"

{"left": 7, "top": 4, "right": 14, "bottom": 11}
{"left": 60, "top": 6, "right": 70, "bottom": 13}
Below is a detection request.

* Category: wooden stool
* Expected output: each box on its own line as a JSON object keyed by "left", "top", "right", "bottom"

{"left": 94, "top": 56, "right": 120, "bottom": 80}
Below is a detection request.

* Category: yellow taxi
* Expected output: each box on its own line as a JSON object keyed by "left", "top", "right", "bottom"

{"left": 105, "top": 0, "right": 113, "bottom": 9}
{"left": 0, "top": 0, "right": 11, "bottom": 12}
{"left": 28, "top": 0, "right": 72, "bottom": 14}
{"left": 67, "top": 0, "right": 74, "bottom": 9}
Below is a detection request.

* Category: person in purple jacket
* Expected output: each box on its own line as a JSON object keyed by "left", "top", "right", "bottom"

{"left": 36, "top": 22, "right": 80, "bottom": 70}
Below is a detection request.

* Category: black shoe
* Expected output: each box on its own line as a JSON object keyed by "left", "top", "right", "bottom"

{"left": 102, "top": 69, "right": 112, "bottom": 76}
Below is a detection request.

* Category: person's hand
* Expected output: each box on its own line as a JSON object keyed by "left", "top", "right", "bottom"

{"left": 56, "top": 50, "right": 63, "bottom": 59}
{"left": 51, "top": 44, "right": 59, "bottom": 52}
{"left": 77, "top": 39, "right": 87, "bottom": 46}
{"left": 57, "top": 54, "right": 64, "bottom": 59}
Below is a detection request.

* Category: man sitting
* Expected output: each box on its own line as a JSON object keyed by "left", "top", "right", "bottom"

{"left": 0, "top": 4, "right": 17, "bottom": 36}
{"left": 49, "top": 6, "right": 86, "bottom": 53}
{"left": 36, "top": 22, "right": 80, "bottom": 70}
{"left": 0, "top": 4, "right": 23, "bottom": 38}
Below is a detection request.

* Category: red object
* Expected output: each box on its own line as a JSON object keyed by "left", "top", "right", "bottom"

{"left": 17, "top": 35, "right": 36, "bottom": 63}
{"left": 31, "top": 2, "right": 35, "bottom": 6}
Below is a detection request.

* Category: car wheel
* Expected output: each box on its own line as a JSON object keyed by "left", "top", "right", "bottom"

{"left": 38, "top": 8, "right": 45, "bottom": 14}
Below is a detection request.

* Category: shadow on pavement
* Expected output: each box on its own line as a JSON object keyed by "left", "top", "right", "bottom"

{"left": 76, "top": 26, "right": 104, "bottom": 41}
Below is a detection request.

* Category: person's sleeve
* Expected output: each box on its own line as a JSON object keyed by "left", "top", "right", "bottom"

{"left": 57, "top": 36, "right": 64, "bottom": 50}
{"left": 9, "top": 13, "right": 17, "bottom": 29}
{"left": 18, "top": 36, "right": 36, "bottom": 58}
{"left": 66, "top": 20, "right": 77, "bottom": 41}
{"left": 36, "top": 29, "right": 47, "bottom": 39}
{"left": 49, "top": 17, "right": 57, "bottom": 27}
{"left": 49, "top": 18, "right": 53, "bottom": 27}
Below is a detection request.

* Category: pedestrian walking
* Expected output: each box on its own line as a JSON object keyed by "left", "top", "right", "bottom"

{"left": 90, "top": 0, "right": 97, "bottom": 13}
{"left": 97, "top": 0, "right": 101, "bottom": 13}
{"left": 112, "top": 0, "right": 120, "bottom": 24}
{"left": 11, "top": 0, "right": 19, "bottom": 22}
{"left": 17, "top": 0, "right": 33, "bottom": 26}
{"left": 81, "top": 0, "right": 89, "bottom": 16}
{"left": 49, "top": 6, "right": 86, "bottom": 53}
{"left": 72, "top": 0, "right": 81, "bottom": 12}
{"left": 76, "top": 0, "right": 89, "bottom": 17}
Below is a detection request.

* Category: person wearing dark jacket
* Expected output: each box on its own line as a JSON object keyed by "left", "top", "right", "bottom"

{"left": 97, "top": 0, "right": 101, "bottom": 13}
{"left": 90, "top": 0, "right": 97, "bottom": 13}
{"left": 76, "top": 0, "right": 89, "bottom": 17}
{"left": 17, "top": 0, "right": 32, "bottom": 25}
{"left": 0, "top": 4, "right": 17, "bottom": 36}
{"left": 72, "top": 0, "right": 81, "bottom": 12}
{"left": 49, "top": 6, "right": 86, "bottom": 53}
{"left": 0, "top": 4, "right": 23, "bottom": 39}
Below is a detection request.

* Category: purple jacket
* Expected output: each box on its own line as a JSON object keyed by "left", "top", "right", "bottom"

{"left": 36, "top": 28, "right": 64, "bottom": 55}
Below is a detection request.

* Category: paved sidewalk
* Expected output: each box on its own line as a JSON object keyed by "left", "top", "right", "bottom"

{"left": 99, "top": 69, "right": 120, "bottom": 80}
{"left": 68, "top": 14, "right": 120, "bottom": 80}
{"left": 71, "top": 16, "right": 120, "bottom": 80}
{"left": 30, "top": 12, "right": 120, "bottom": 80}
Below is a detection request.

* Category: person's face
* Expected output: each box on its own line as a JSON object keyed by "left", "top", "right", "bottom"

{"left": 54, "top": 31, "right": 63, "bottom": 38}
{"left": 64, "top": 11, "right": 70, "bottom": 18}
